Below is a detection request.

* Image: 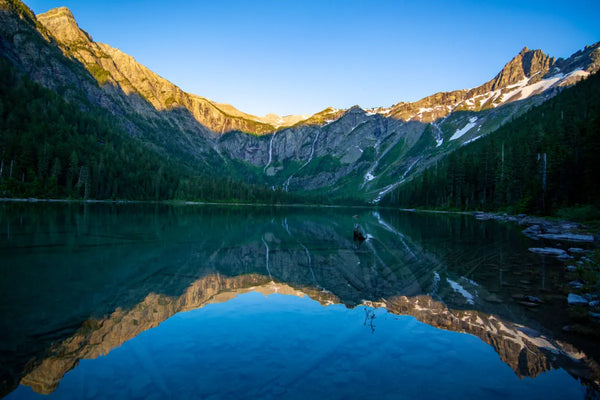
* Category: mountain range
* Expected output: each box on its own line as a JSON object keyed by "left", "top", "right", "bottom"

{"left": 0, "top": 0, "right": 599, "bottom": 203}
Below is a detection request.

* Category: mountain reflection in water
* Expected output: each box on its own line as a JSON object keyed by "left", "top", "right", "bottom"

{"left": 0, "top": 203, "right": 598, "bottom": 398}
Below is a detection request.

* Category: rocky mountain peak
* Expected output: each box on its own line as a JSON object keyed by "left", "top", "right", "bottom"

{"left": 522, "top": 48, "right": 555, "bottom": 77}
{"left": 346, "top": 105, "right": 365, "bottom": 114}
{"left": 489, "top": 47, "right": 555, "bottom": 91}
{"left": 37, "top": 6, "right": 92, "bottom": 45}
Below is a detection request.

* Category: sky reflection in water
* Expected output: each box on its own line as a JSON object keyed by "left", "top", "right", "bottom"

{"left": 8, "top": 292, "right": 584, "bottom": 400}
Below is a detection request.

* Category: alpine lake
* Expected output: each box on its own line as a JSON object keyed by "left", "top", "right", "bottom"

{"left": 0, "top": 202, "right": 598, "bottom": 399}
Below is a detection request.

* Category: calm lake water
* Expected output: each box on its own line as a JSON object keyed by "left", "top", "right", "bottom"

{"left": 0, "top": 203, "right": 597, "bottom": 399}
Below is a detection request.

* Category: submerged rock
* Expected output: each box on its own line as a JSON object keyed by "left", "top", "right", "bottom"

{"left": 528, "top": 247, "right": 568, "bottom": 256}
{"left": 524, "top": 296, "right": 543, "bottom": 303}
{"left": 568, "top": 281, "right": 584, "bottom": 289}
{"left": 484, "top": 294, "right": 503, "bottom": 303}
{"left": 567, "top": 293, "right": 589, "bottom": 306}
{"left": 522, "top": 225, "right": 542, "bottom": 239}
{"left": 538, "top": 233, "right": 594, "bottom": 242}
{"left": 519, "top": 301, "right": 540, "bottom": 307}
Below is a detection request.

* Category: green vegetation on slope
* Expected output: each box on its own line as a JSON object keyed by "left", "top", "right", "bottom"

{"left": 382, "top": 72, "right": 600, "bottom": 216}
{"left": 0, "top": 58, "right": 294, "bottom": 203}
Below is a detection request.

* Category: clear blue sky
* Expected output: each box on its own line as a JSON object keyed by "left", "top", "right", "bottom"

{"left": 26, "top": 0, "right": 600, "bottom": 117}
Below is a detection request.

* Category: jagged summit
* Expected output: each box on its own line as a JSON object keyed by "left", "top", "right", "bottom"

{"left": 365, "top": 43, "right": 599, "bottom": 123}
{"left": 37, "top": 6, "right": 92, "bottom": 45}
{"left": 346, "top": 105, "right": 364, "bottom": 113}
{"left": 488, "top": 47, "right": 555, "bottom": 91}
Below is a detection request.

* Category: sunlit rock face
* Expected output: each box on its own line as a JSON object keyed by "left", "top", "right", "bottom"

{"left": 34, "top": 7, "right": 276, "bottom": 136}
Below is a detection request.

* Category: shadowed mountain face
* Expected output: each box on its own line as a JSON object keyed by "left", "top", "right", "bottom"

{"left": 1, "top": 0, "right": 599, "bottom": 201}
{"left": 0, "top": 204, "right": 598, "bottom": 397}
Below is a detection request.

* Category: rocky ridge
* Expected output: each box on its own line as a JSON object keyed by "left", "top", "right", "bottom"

{"left": 35, "top": 7, "right": 278, "bottom": 135}
{"left": 36, "top": 4, "right": 600, "bottom": 132}
{"left": 369, "top": 45, "right": 599, "bottom": 123}
{"left": 215, "top": 44, "right": 599, "bottom": 200}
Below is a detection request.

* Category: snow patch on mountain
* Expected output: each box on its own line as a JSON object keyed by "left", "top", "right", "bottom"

{"left": 502, "top": 76, "right": 562, "bottom": 103}
{"left": 450, "top": 117, "right": 478, "bottom": 141}
{"left": 462, "top": 135, "right": 483, "bottom": 146}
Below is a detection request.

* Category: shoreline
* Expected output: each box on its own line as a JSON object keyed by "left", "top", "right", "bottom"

{"left": 2, "top": 198, "right": 598, "bottom": 235}
{"left": 395, "top": 207, "right": 599, "bottom": 239}
{"left": 0, "top": 197, "right": 373, "bottom": 210}
{"left": 3, "top": 198, "right": 598, "bottom": 363}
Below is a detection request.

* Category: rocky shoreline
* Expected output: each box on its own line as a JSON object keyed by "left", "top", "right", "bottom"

{"left": 473, "top": 211, "right": 600, "bottom": 335}
{"left": 473, "top": 212, "right": 597, "bottom": 240}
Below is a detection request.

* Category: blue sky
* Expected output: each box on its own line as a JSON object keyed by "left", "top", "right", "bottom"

{"left": 26, "top": 0, "right": 600, "bottom": 117}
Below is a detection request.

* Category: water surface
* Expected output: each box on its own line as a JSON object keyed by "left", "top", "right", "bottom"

{"left": 0, "top": 203, "right": 597, "bottom": 398}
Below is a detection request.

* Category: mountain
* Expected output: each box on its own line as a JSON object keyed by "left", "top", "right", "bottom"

{"left": 34, "top": 7, "right": 310, "bottom": 133}
{"left": 257, "top": 112, "right": 310, "bottom": 127}
{"left": 216, "top": 41, "right": 599, "bottom": 201}
{"left": 381, "top": 70, "right": 600, "bottom": 214}
{"left": 0, "top": 0, "right": 302, "bottom": 202}
{"left": 1, "top": 0, "right": 599, "bottom": 205}
{"left": 215, "top": 43, "right": 598, "bottom": 202}
{"left": 372, "top": 45, "right": 598, "bottom": 122}
{"left": 34, "top": 7, "right": 280, "bottom": 135}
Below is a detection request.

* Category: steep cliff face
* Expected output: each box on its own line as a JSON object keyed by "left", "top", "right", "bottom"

{"left": 0, "top": 0, "right": 229, "bottom": 172}
{"left": 488, "top": 47, "right": 555, "bottom": 90}
{"left": 0, "top": 2, "right": 96, "bottom": 98}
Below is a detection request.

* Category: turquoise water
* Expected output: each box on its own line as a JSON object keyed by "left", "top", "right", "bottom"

{"left": 6, "top": 293, "right": 584, "bottom": 400}
{"left": 0, "top": 203, "right": 595, "bottom": 398}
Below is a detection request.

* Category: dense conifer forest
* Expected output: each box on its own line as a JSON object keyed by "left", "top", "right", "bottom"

{"left": 0, "top": 59, "right": 293, "bottom": 203}
{"left": 382, "top": 72, "right": 600, "bottom": 217}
